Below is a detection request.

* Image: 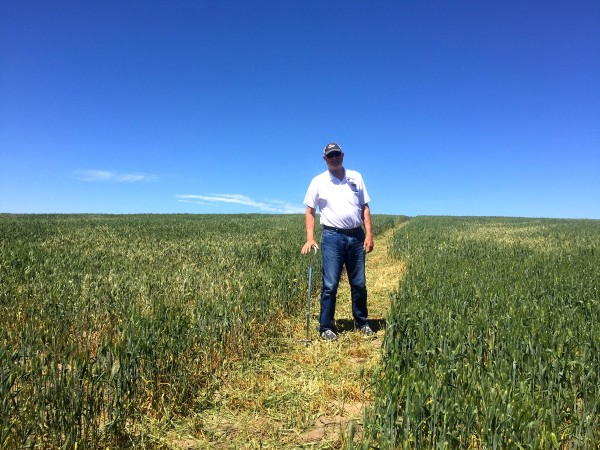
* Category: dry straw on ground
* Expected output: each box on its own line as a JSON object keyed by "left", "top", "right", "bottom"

{"left": 147, "top": 225, "right": 406, "bottom": 449}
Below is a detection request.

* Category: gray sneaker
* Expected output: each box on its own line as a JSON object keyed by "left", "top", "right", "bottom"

{"left": 360, "top": 324, "right": 375, "bottom": 337}
{"left": 320, "top": 329, "right": 338, "bottom": 341}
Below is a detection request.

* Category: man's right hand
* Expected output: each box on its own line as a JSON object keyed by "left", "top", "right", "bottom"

{"left": 301, "top": 240, "right": 319, "bottom": 254}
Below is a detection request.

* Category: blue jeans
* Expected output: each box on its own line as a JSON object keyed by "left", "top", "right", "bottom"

{"left": 319, "top": 228, "right": 368, "bottom": 332}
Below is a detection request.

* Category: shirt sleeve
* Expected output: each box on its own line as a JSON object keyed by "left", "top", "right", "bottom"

{"left": 360, "top": 176, "right": 370, "bottom": 205}
{"left": 304, "top": 178, "right": 319, "bottom": 209}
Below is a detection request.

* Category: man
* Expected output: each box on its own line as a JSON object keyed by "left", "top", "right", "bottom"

{"left": 301, "top": 142, "right": 374, "bottom": 341}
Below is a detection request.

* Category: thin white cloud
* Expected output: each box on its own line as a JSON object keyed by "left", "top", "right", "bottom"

{"left": 75, "top": 170, "right": 156, "bottom": 182}
{"left": 176, "top": 194, "right": 304, "bottom": 214}
{"left": 265, "top": 198, "right": 308, "bottom": 214}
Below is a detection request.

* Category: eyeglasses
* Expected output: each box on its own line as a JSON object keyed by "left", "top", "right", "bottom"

{"left": 325, "top": 151, "right": 342, "bottom": 159}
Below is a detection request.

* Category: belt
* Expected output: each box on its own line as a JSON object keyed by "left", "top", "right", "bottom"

{"left": 322, "top": 225, "right": 363, "bottom": 235}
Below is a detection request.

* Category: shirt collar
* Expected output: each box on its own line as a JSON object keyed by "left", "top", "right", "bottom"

{"left": 327, "top": 168, "right": 346, "bottom": 183}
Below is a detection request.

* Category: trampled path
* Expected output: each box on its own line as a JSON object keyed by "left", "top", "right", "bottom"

{"left": 166, "top": 224, "right": 406, "bottom": 449}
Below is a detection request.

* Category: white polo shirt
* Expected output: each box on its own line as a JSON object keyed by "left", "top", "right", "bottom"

{"left": 304, "top": 169, "right": 370, "bottom": 229}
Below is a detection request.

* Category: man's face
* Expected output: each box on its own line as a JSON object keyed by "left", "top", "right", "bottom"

{"left": 324, "top": 151, "right": 344, "bottom": 168}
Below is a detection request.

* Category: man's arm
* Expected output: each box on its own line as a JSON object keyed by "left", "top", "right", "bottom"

{"left": 362, "top": 203, "right": 374, "bottom": 253}
{"left": 301, "top": 206, "right": 319, "bottom": 254}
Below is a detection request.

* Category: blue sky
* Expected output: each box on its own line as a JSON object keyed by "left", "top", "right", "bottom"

{"left": 1, "top": 1, "right": 599, "bottom": 218}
